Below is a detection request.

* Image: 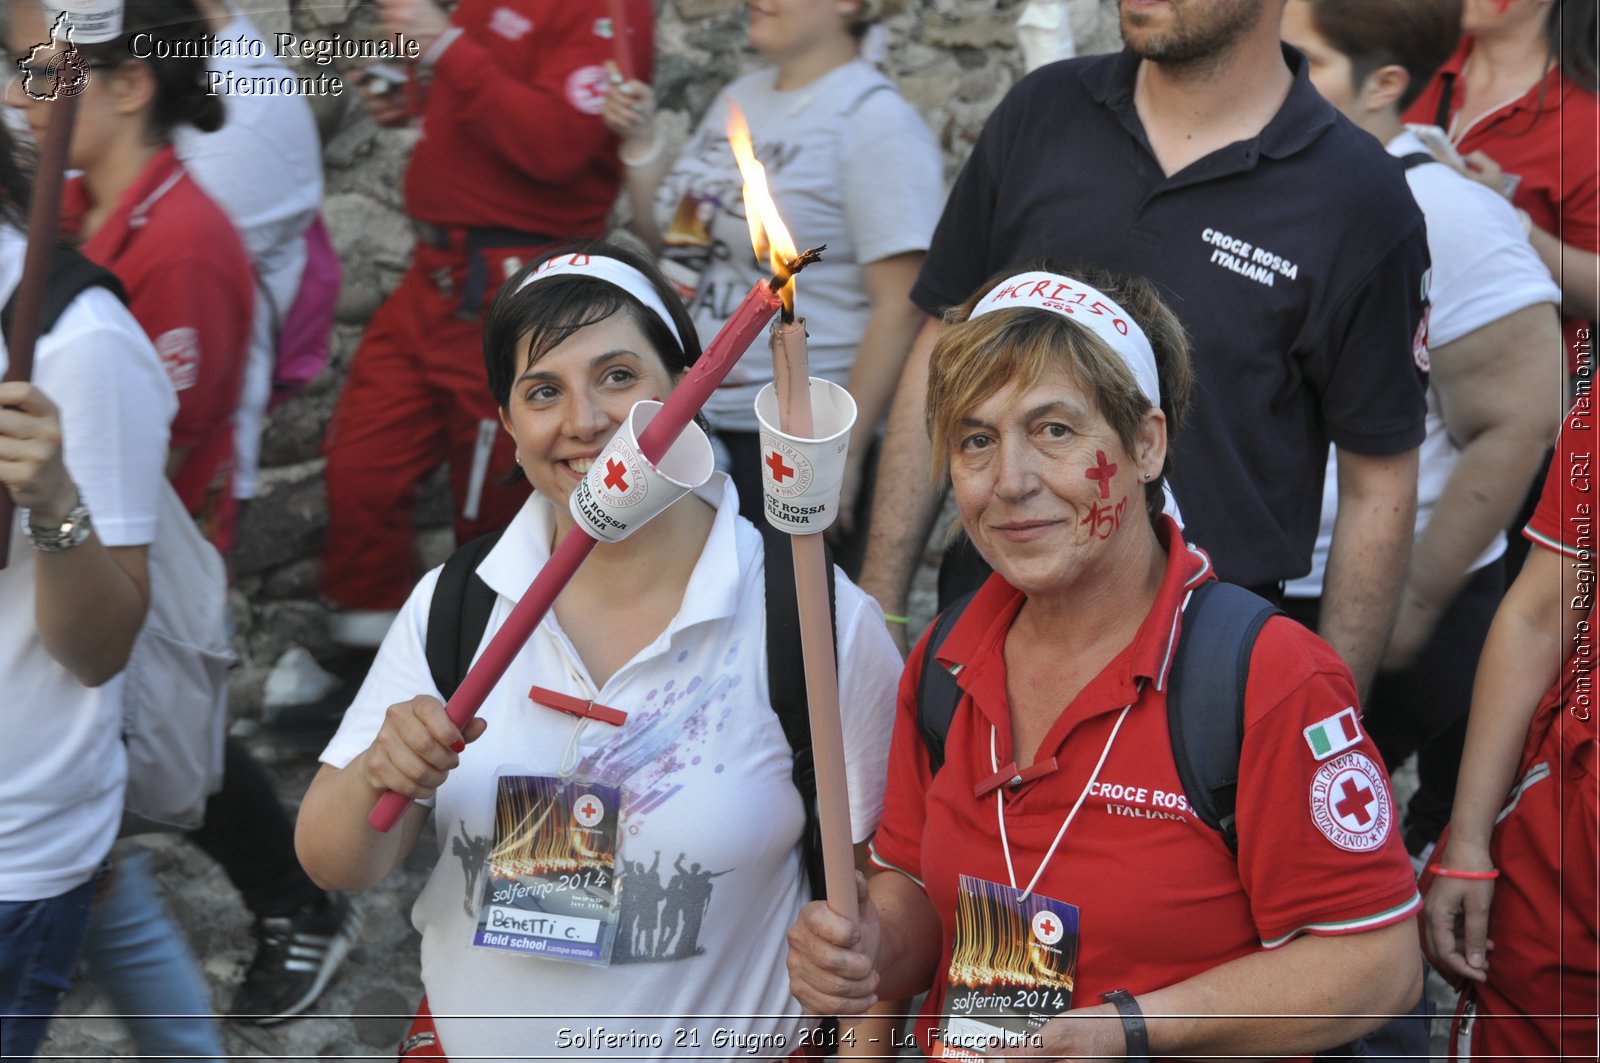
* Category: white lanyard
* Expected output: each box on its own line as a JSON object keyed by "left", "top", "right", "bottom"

{"left": 992, "top": 701, "right": 1132, "bottom": 900}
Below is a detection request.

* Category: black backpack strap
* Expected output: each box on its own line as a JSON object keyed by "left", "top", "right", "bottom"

{"left": 916, "top": 590, "right": 977, "bottom": 776}
{"left": 1397, "top": 152, "right": 1437, "bottom": 171}
{"left": 1432, "top": 72, "right": 1456, "bottom": 133}
{"left": 760, "top": 523, "right": 838, "bottom": 903}
{"left": 425, "top": 529, "right": 507, "bottom": 700}
{"left": 1165, "top": 580, "right": 1280, "bottom": 855}
{"left": 1, "top": 246, "right": 127, "bottom": 345}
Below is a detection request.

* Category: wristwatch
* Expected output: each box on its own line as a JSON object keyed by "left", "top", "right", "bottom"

{"left": 1103, "top": 989, "right": 1150, "bottom": 1062}
{"left": 23, "top": 494, "right": 92, "bottom": 553}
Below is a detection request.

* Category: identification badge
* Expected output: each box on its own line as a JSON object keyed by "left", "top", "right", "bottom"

{"left": 470, "top": 775, "right": 622, "bottom": 965}
{"left": 931, "top": 875, "right": 1078, "bottom": 1059}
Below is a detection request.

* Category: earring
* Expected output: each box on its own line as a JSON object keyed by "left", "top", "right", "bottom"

{"left": 514, "top": 454, "right": 522, "bottom": 466}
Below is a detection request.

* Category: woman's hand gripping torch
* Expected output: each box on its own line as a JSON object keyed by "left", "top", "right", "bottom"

{"left": 0, "top": 0, "right": 119, "bottom": 569}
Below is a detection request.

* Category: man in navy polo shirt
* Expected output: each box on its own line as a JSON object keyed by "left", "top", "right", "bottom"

{"left": 858, "top": 0, "right": 1429, "bottom": 699}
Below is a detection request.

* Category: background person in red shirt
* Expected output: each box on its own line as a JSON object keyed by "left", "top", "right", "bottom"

{"left": 24, "top": 2, "right": 254, "bottom": 556}
{"left": 1424, "top": 404, "right": 1599, "bottom": 1061}
{"left": 316, "top": 0, "right": 653, "bottom": 665}
{"left": 1407, "top": 0, "right": 1597, "bottom": 363}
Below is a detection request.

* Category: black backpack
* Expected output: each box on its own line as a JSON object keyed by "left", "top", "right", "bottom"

{"left": 916, "top": 579, "right": 1279, "bottom": 854}
{"left": 1, "top": 246, "right": 126, "bottom": 345}
{"left": 424, "top": 522, "right": 838, "bottom": 900}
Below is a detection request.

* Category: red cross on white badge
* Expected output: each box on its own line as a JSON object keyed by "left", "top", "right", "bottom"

{"left": 1334, "top": 777, "right": 1376, "bottom": 827}
{"left": 573, "top": 793, "right": 604, "bottom": 827}
{"left": 767, "top": 450, "right": 794, "bottom": 483}
{"left": 1030, "top": 908, "right": 1064, "bottom": 945}
{"left": 603, "top": 457, "right": 629, "bottom": 493}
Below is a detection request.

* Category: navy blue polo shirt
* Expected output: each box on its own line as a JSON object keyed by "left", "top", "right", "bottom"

{"left": 915, "top": 46, "right": 1430, "bottom": 588}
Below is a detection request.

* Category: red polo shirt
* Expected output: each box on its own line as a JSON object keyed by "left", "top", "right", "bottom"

{"left": 1407, "top": 40, "right": 1600, "bottom": 374}
{"left": 871, "top": 518, "right": 1421, "bottom": 1058}
{"left": 63, "top": 147, "right": 253, "bottom": 552}
{"left": 406, "top": 0, "right": 653, "bottom": 237}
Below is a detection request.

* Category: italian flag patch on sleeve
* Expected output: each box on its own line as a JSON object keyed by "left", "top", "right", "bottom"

{"left": 1304, "top": 707, "right": 1362, "bottom": 761}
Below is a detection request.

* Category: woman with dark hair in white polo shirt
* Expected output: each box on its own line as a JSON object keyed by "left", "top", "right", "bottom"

{"left": 297, "top": 242, "right": 901, "bottom": 1060}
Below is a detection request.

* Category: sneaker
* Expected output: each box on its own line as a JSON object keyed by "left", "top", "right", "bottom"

{"left": 232, "top": 894, "right": 360, "bottom": 1024}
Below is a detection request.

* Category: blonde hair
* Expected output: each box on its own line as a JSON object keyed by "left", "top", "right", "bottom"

{"left": 926, "top": 265, "right": 1193, "bottom": 525}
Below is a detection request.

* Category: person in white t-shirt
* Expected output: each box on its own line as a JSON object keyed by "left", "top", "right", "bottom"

{"left": 1281, "top": 0, "right": 1564, "bottom": 856}
{"left": 175, "top": 0, "right": 323, "bottom": 505}
{"left": 296, "top": 243, "right": 901, "bottom": 1059}
{"left": 0, "top": 140, "right": 176, "bottom": 1057}
{"left": 602, "top": 0, "right": 942, "bottom": 570}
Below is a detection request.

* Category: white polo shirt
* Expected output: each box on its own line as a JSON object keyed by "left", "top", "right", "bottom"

{"left": 323, "top": 476, "right": 901, "bottom": 1059}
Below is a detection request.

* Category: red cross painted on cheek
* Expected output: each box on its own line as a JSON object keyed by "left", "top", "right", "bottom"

{"left": 1085, "top": 450, "right": 1118, "bottom": 499}
{"left": 766, "top": 451, "right": 794, "bottom": 483}
{"left": 1335, "top": 777, "right": 1376, "bottom": 825}
{"left": 603, "top": 458, "right": 629, "bottom": 492}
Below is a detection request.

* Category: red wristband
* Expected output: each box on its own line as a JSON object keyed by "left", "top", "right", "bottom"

{"left": 1426, "top": 864, "right": 1500, "bottom": 880}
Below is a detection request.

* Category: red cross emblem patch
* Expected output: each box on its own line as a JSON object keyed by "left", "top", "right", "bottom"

{"left": 1030, "top": 909, "right": 1065, "bottom": 946}
{"left": 573, "top": 792, "right": 605, "bottom": 828}
{"left": 1308, "top": 751, "right": 1392, "bottom": 852}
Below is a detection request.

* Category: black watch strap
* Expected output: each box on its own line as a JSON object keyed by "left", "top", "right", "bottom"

{"left": 1103, "top": 989, "right": 1150, "bottom": 1062}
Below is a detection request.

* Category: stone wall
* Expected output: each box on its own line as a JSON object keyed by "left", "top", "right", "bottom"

{"left": 226, "top": 0, "right": 1121, "bottom": 714}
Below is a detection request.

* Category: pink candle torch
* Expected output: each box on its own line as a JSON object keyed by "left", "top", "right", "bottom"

{"left": 367, "top": 246, "right": 823, "bottom": 832}
{"left": 729, "top": 108, "right": 859, "bottom": 922}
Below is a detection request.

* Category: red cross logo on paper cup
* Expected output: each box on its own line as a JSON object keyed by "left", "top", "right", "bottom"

{"left": 568, "top": 400, "right": 715, "bottom": 543}
{"left": 754, "top": 379, "right": 857, "bottom": 535}
{"left": 1308, "top": 751, "right": 1392, "bottom": 853}
{"left": 573, "top": 793, "right": 605, "bottom": 828}
{"left": 1031, "top": 909, "right": 1064, "bottom": 946}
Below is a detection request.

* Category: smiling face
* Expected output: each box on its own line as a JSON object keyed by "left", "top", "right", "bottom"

{"left": 498, "top": 312, "right": 679, "bottom": 517}
{"left": 949, "top": 367, "right": 1165, "bottom": 599}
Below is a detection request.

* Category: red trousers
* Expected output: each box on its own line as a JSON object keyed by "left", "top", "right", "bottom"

{"left": 1441, "top": 686, "right": 1599, "bottom": 1061}
{"left": 323, "top": 240, "right": 533, "bottom": 611}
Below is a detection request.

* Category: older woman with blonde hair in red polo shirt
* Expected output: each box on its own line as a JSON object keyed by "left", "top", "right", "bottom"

{"left": 786, "top": 265, "right": 1426, "bottom": 1060}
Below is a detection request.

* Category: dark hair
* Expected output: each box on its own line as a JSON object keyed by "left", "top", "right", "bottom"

{"left": 483, "top": 241, "right": 701, "bottom": 410}
{"left": 1307, "top": 0, "right": 1462, "bottom": 111}
{"left": 0, "top": 120, "right": 31, "bottom": 229}
{"left": 927, "top": 263, "right": 1192, "bottom": 526}
{"left": 1551, "top": 0, "right": 1598, "bottom": 93}
{"left": 78, "top": 0, "right": 225, "bottom": 138}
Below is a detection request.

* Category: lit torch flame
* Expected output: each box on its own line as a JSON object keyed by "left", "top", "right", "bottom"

{"left": 727, "top": 103, "right": 800, "bottom": 315}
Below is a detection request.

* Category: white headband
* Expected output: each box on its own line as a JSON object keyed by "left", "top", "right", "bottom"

{"left": 970, "top": 271, "right": 1160, "bottom": 406}
{"left": 517, "top": 253, "right": 684, "bottom": 350}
